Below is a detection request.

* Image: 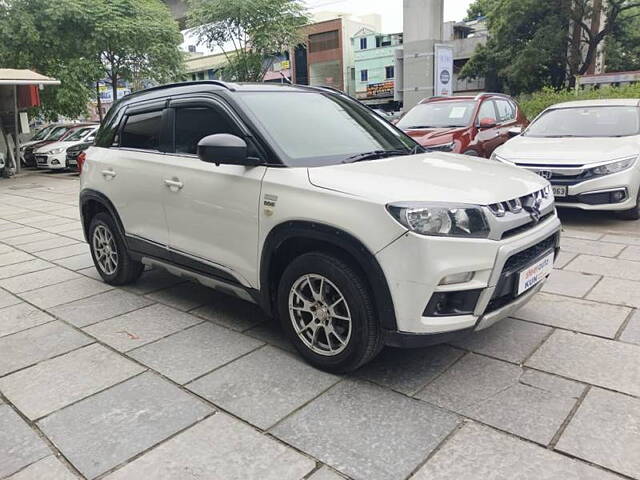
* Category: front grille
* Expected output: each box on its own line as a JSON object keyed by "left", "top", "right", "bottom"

{"left": 501, "top": 212, "right": 553, "bottom": 238}
{"left": 488, "top": 187, "right": 550, "bottom": 217}
{"left": 486, "top": 233, "right": 559, "bottom": 313}
{"left": 35, "top": 155, "right": 48, "bottom": 164}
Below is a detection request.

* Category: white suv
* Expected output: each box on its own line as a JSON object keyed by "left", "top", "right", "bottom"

{"left": 493, "top": 99, "right": 640, "bottom": 220}
{"left": 80, "top": 82, "right": 561, "bottom": 372}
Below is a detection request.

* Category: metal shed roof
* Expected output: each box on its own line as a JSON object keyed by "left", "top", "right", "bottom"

{"left": 0, "top": 69, "right": 60, "bottom": 86}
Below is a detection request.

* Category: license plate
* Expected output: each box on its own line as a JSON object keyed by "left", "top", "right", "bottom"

{"left": 68, "top": 159, "right": 77, "bottom": 166}
{"left": 552, "top": 185, "right": 567, "bottom": 197}
{"left": 517, "top": 251, "right": 554, "bottom": 296}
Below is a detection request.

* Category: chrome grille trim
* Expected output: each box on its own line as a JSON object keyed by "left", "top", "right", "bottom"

{"left": 484, "top": 187, "right": 555, "bottom": 240}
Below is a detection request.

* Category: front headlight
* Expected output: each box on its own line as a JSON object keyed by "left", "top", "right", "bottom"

{"left": 427, "top": 141, "right": 455, "bottom": 152}
{"left": 387, "top": 203, "right": 490, "bottom": 238}
{"left": 43, "top": 147, "right": 64, "bottom": 155}
{"left": 587, "top": 156, "right": 637, "bottom": 177}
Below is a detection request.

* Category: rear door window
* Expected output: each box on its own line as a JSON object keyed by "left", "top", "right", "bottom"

{"left": 495, "top": 99, "right": 516, "bottom": 123}
{"left": 120, "top": 111, "right": 163, "bottom": 151}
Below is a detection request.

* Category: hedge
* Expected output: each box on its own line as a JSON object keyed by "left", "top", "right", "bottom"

{"left": 517, "top": 83, "right": 640, "bottom": 120}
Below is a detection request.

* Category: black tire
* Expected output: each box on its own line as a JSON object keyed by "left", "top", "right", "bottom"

{"left": 277, "top": 252, "right": 382, "bottom": 373}
{"left": 88, "top": 212, "right": 144, "bottom": 285}
{"left": 617, "top": 190, "right": 640, "bottom": 221}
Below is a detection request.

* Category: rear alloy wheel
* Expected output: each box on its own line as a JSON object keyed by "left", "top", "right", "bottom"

{"left": 277, "top": 252, "right": 382, "bottom": 372}
{"left": 88, "top": 212, "right": 143, "bottom": 285}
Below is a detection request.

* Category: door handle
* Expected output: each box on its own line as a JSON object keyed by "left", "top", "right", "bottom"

{"left": 164, "top": 178, "right": 184, "bottom": 190}
{"left": 101, "top": 169, "right": 116, "bottom": 179}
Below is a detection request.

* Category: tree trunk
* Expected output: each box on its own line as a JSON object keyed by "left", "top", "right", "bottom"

{"left": 111, "top": 74, "right": 118, "bottom": 110}
{"left": 96, "top": 82, "right": 103, "bottom": 122}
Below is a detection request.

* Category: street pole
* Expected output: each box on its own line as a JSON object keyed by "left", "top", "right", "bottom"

{"left": 14, "top": 85, "right": 19, "bottom": 175}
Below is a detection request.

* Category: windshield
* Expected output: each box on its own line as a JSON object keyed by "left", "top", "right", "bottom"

{"left": 31, "top": 127, "right": 52, "bottom": 141}
{"left": 526, "top": 106, "right": 640, "bottom": 137}
{"left": 397, "top": 101, "right": 477, "bottom": 129}
{"left": 47, "top": 126, "right": 71, "bottom": 141}
{"left": 65, "top": 127, "right": 94, "bottom": 142}
{"left": 236, "top": 91, "right": 418, "bottom": 166}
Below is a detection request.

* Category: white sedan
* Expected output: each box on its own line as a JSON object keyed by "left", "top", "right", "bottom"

{"left": 492, "top": 99, "right": 640, "bottom": 220}
{"left": 34, "top": 125, "right": 98, "bottom": 170}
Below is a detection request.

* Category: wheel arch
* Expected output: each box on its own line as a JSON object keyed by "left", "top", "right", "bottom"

{"left": 260, "top": 221, "right": 397, "bottom": 330}
{"left": 79, "top": 189, "right": 126, "bottom": 244}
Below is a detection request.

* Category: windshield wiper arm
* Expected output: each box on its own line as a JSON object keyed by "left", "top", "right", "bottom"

{"left": 343, "top": 150, "right": 410, "bottom": 163}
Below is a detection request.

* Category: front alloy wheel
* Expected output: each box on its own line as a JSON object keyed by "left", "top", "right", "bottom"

{"left": 92, "top": 225, "right": 118, "bottom": 275}
{"left": 289, "top": 274, "right": 352, "bottom": 356}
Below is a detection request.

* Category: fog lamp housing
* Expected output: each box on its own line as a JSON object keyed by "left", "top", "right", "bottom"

{"left": 423, "top": 289, "right": 482, "bottom": 317}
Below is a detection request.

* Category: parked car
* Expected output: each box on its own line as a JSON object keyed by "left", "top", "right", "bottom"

{"left": 396, "top": 93, "right": 528, "bottom": 157}
{"left": 21, "top": 124, "right": 79, "bottom": 167}
{"left": 492, "top": 99, "right": 640, "bottom": 220}
{"left": 66, "top": 141, "right": 93, "bottom": 172}
{"left": 80, "top": 81, "right": 560, "bottom": 372}
{"left": 18, "top": 124, "right": 57, "bottom": 165}
{"left": 34, "top": 124, "right": 98, "bottom": 170}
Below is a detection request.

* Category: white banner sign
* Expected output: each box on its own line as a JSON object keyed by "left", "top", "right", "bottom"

{"left": 434, "top": 44, "right": 454, "bottom": 96}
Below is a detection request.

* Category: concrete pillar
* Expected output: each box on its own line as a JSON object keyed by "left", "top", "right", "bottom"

{"left": 400, "top": 0, "right": 444, "bottom": 111}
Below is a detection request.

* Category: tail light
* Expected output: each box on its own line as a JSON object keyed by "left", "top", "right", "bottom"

{"left": 77, "top": 151, "right": 86, "bottom": 173}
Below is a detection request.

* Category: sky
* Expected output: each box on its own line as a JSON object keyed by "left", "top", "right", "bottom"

{"left": 306, "top": 0, "right": 474, "bottom": 32}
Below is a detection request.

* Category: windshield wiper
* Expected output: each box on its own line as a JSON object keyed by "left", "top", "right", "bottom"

{"left": 343, "top": 150, "right": 411, "bottom": 163}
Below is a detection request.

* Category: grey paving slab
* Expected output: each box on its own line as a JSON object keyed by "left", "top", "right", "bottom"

{"left": 620, "top": 309, "right": 640, "bottom": 346}
{"left": 26, "top": 217, "right": 76, "bottom": 229}
{"left": 308, "top": 466, "right": 346, "bottom": 480}
{"left": 58, "top": 229, "right": 86, "bottom": 242}
{"left": 587, "top": 277, "right": 640, "bottom": 307}
{"left": 43, "top": 221, "right": 83, "bottom": 234}
{"left": 0, "top": 288, "right": 21, "bottom": 309}
{"left": 84, "top": 304, "right": 202, "bottom": 352}
{"left": 601, "top": 233, "right": 640, "bottom": 245}
{"left": 0, "top": 267, "right": 80, "bottom": 294}
{"left": 1, "top": 232, "right": 59, "bottom": 246}
{"left": 191, "top": 291, "right": 267, "bottom": 332}
{"left": 245, "top": 321, "right": 295, "bottom": 352}
{"left": 619, "top": 245, "right": 640, "bottom": 261}
{"left": 5, "top": 455, "right": 77, "bottom": 480}
{"left": 416, "top": 354, "right": 583, "bottom": 445}
{"left": 527, "top": 330, "right": 640, "bottom": 397}
{"left": 77, "top": 266, "right": 102, "bottom": 280}
{"left": 0, "top": 321, "right": 93, "bottom": 376}
{"left": 0, "top": 243, "right": 13, "bottom": 254}
{"left": 19, "top": 214, "right": 63, "bottom": 226}
{"left": 0, "top": 250, "right": 35, "bottom": 267}
{"left": 554, "top": 250, "right": 578, "bottom": 269}
{"left": 188, "top": 346, "right": 338, "bottom": 428}
{"left": 557, "top": 388, "right": 640, "bottom": 479}
{"left": 0, "top": 405, "right": 50, "bottom": 478}
{"left": 514, "top": 292, "right": 630, "bottom": 338}
{"left": 450, "top": 317, "right": 551, "bottom": 363}
{"left": 354, "top": 345, "right": 464, "bottom": 395}
{"left": 0, "top": 222, "right": 21, "bottom": 232}
{"left": 561, "top": 228, "right": 603, "bottom": 240}
{"left": 36, "top": 243, "right": 88, "bottom": 261}
{"left": 53, "top": 253, "right": 94, "bottom": 270}
{"left": 19, "top": 237, "right": 77, "bottom": 254}
{"left": 566, "top": 254, "right": 640, "bottom": 281}
{"left": 49, "top": 289, "right": 154, "bottom": 328}
{"left": 412, "top": 422, "right": 619, "bottom": 480}
{"left": 272, "top": 379, "right": 459, "bottom": 480}
{"left": 122, "top": 268, "right": 184, "bottom": 295}
{"left": 560, "top": 237, "right": 626, "bottom": 258}
{"left": 19, "top": 277, "right": 112, "bottom": 309}
{"left": 37, "top": 372, "right": 213, "bottom": 480}
{"left": 145, "top": 282, "right": 215, "bottom": 311}
{"left": 0, "top": 227, "right": 39, "bottom": 240}
{"left": 129, "top": 322, "right": 263, "bottom": 384}
{"left": 540, "top": 269, "right": 600, "bottom": 298}
{"left": 0, "top": 344, "right": 145, "bottom": 420}
{"left": 0, "top": 259, "right": 53, "bottom": 280}
{"left": 104, "top": 413, "right": 314, "bottom": 480}
{"left": 0, "top": 303, "right": 54, "bottom": 338}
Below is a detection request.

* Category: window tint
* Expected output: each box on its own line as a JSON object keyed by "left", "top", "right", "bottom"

{"left": 495, "top": 99, "right": 516, "bottom": 122}
{"left": 174, "top": 107, "right": 237, "bottom": 155}
{"left": 478, "top": 100, "right": 497, "bottom": 122}
{"left": 121, "top": 111, "right": 162, "bottom": 150}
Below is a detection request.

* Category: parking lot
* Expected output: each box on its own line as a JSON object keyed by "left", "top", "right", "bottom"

{"left": 0, "top": 171, "right": 639, "bottom": 480}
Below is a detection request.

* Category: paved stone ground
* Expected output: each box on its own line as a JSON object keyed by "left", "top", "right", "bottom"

{"left": 0, "top": 171, "right": 639, "bottom": 480}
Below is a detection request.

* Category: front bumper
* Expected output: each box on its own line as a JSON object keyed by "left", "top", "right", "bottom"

{"left": 376, "top": 211, "right": 561, "bottom": 344}
{"left": 36, "top": 153, "right": 66, "bottom": 169}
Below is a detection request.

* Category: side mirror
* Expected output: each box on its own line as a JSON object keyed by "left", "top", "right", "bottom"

{"left": 479, "top": 117, "right": 497, "bottom": 129}
{"left": 197, "top": 134, "right": 259, "bottom": 166}
{"left": 507, "top": 127, "right": 523, "bottom": 137}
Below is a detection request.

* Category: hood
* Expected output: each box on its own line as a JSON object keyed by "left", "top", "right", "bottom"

{"left": 497, "top": 135, "right": 640, "bottom": 166}
{"left": 308, "top": 152, "right": 547, "bottom": 205}
{"left": 402, "top": 126, "right": 466, "bottom": 144}
{"left": 34, "top": 140, "right": 75, "bottom": 153}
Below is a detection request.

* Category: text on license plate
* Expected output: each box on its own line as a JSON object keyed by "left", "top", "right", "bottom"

{"left": 517, "top": 252, "right": 554, "bottom": 296}
{"left": 552, "top": 185, "right": 567, "bottom": 197}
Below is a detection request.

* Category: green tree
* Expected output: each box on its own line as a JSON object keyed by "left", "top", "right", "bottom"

{"left": 605, "top": 6, "right": 640, "bottom": 71}
{"left": 460, "top": 0, "right": 570, "bottom": 95}
{"left": 464, "top": 0, "right": 493, "bottom": 21}
{"left": 187, "top": 0, "right": 308, "bottom": 82}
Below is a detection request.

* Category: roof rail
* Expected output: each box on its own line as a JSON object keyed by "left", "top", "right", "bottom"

{"left": 125, "top": 80, "right": 237, "bottom": 99}
{"left": 474, "top": 92, "right": 511, "bottom": 100}
{"left": 307, "top": 85, "right": 348, "bottom": 96}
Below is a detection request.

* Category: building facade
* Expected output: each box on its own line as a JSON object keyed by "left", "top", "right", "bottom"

{"left": 352, "top": 30, "right": 403, "bottom": 109}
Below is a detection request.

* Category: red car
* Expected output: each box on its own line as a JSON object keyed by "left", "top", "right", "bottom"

{"left": 396, "top": 93, "right": 528, "bottom": 158}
